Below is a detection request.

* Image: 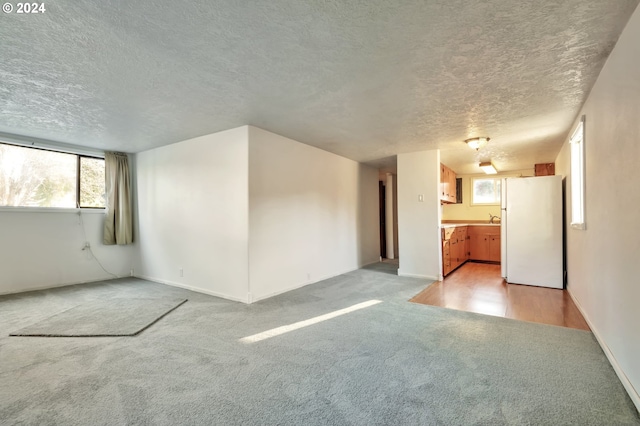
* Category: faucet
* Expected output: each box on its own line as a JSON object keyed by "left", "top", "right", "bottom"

{"left": 489, "top": 213, "right": 500, "bottom": 224}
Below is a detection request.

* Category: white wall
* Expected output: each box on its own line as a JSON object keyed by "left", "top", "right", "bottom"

{"left": 134, "top": 126, "right": 250, "bottom": 303}
{"left": 248, "top": 126, "right": 379, "bottom": 302}
{"left": 556, "top": 5, "right": 640, "bottom": 410}
{"left": 1, "top": 124, "right": 378, "bottom": 303}
{"left": 0, "top": 209, "right": 136, "bottom": 295}
{"left": 397, "top": 150, "right": 442, "bottom": 280}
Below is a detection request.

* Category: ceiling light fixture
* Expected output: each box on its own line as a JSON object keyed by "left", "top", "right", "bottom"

{"left": 479, "top": 161, "right": 498, "bottom": 174}
{"left": 465, "top": 137, "right": 490, "bottom": 150}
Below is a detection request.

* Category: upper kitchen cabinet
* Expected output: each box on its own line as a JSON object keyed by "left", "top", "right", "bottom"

{"left": 439, "top": 163, "right": 457, "bottom": 204}
{"left": 534, "top": 163, "right": 555, "bottom": 176}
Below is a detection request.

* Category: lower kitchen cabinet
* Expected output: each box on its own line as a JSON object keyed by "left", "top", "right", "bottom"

{"left": 442, "top": 225, "right": 500, "bottom": 277}
{"left": 468, "top": 226, "right": 501, "bottom": 262}
{"left": 442, "top": 240, "right": 451, "bottom": 276}
{"left": 488, "top": 234, "right": 501, "bottom": 261}
{"left": 441, "top": 226, "right": 470, "bottom": 277}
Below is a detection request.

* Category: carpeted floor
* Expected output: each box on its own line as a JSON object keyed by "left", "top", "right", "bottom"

{"left": 0, "top": 263, "right": 638, "bottom": 425}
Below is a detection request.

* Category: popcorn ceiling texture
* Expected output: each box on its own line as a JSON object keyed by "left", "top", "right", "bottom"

{"left": 1, "top": 0, "right": 638, "bottom": 173}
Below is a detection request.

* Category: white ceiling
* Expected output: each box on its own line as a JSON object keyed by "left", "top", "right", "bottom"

{"left": 1, "top": 0, "right": 638, "bottom": 174}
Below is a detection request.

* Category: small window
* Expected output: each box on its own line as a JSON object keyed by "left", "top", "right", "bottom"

{"left": 472, "top": 178, "right": 501, "bottom": 205}
{"left": 570, "top": 116, "right": 586, "bottom": 229}
{"left": 0, "top": 143, "right": 105, "bottom": 209}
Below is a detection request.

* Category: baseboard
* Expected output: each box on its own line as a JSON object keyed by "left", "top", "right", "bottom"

{"left": 135, "top": 274, "right": 249, "bottom": 304}
{"left": 250, "top": 264, "right": 371, "bottom": 304}
{"left": 397, "top": 271, "right": 438, "bottom": 281}
{"left": 568, "top": 289, "right": 640, "bottom": 413}
{"left": 0, "top": 275, "right": 126, "bottom": 296}
{"left": 137, "top": 260, "right": 383, "bottom": 305}
{"left": 250, "top": 280, "right": 315, "bottom": 304}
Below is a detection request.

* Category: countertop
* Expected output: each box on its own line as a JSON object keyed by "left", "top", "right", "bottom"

{"left": 440, "top": 223, "right": 501, "bottom": 228}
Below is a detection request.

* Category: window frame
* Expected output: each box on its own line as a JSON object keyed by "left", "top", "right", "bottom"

{"left": 570, "top": 116, "right": 586, "bottom": 230}
{"left": 0, "top": 142, "right": 106, "bottom": 211}
{"left": 471, "top": 177, "right": 502, "bottom": 206}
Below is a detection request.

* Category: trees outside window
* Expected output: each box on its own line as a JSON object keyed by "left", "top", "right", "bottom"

{"left": 0, "top": 143, "right": 105, "bottom": 209}
{"left": 472, "top": 178, "right": 501, "bottom": 205}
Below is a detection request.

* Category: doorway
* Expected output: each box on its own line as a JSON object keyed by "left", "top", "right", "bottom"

{"left": 379, "top": 174, "right": 399, "bottom": 260}
{"left": 379, "top": 181, "right": 386, "bottom": 258}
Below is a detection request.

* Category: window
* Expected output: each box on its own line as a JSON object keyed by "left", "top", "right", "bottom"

{"left": 570, "top": 116, "right": 585, "bottom": 229}
{"left": 79, "top": 156, "right": 106, "bottom": 208}
{"left": 472, "top": 178, "right": 501, "bottom": 205}
{"left": 0, "top": 143, "right": 105, "bottom": 209}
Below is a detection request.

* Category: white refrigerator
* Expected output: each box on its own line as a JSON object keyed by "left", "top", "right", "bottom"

{"left": 500, "top": 175, "right": 564, "bottom": 289}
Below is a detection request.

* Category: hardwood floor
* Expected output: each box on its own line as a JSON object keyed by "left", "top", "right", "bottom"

{"left": 410, "top": 262, "right": 590, "bottom": 331}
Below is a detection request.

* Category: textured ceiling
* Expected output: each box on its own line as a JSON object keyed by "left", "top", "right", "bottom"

{"left": 1, "top": 0, "right": 638, "bottom": 174}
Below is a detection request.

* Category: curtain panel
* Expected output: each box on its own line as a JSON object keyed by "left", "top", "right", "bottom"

{"left": 104, "top": 152, "right": 133, "bottom": 245}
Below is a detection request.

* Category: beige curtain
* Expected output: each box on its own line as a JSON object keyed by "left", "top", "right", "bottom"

{"left": 104, "top": 152, "right": 133, "bottom": 245}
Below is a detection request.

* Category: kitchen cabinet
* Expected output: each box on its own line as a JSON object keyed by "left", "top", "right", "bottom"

{"left": 442, "top": 225, "right": 499, "bottom": 277}
{"left": 441, "top": 226, "right": 469, "bottom": 276}
{"left": 450, "top": 234, "right": 461, "bottom": 270}
{"left": 489, "top": 234, "right": 500, "bottom": 261}
{"left": 468, "top": 226, "right": 501, "bottom": 262}
{"left": 439, "top": 163, "right": 457, "bottom": 204}
{"left": 442, "top": 240, "right": 451, "bottom": 276}
{"left": 459, "top": 227, "right": 469, "bottom": 263}
{"left": 534, "top": 163, "right": 555, "bottom": 176}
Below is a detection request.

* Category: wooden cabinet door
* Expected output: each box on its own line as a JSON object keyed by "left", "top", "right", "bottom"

{"left": 472, "top": 235, "right": 491, "bottom": 261}
{"left": 440, "top": 164, "right": 446, "bottom": 200}
{"left": 489, "top": 235, "right": 501, "bottom": 262}
{"left": 442, "top": 240, "right": 451, "bottom": 275}
{"left": 535, "top": 163, "right": 555, "bottom": 176}
{"left": 460, "top": 227, "right": 469, "bottom": 261}
{"left": 442, "top": 164, "right": 452, "bottom": 202}
{"left": 450, "top": 237, "right": 458, "bottom": 269}
{"left": 453, "top": 228, "right": 462, "bottom": 265}
{"left": 469, "top": 232, "right": 485, "bottom": 261}
{"left": 448, "top": 169, "right": 457, "bottom": 203}
{"left": 478, "top": 234, "right": 491, "bottom": 261}
{"left": 453, "top": 228, "right": 462, "bottom": 268}
{"left": 443, "top": 166, "right": 450, "bottom": 201}
{"left": 439, "top": 163, "right": 457, "bottom": 204}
